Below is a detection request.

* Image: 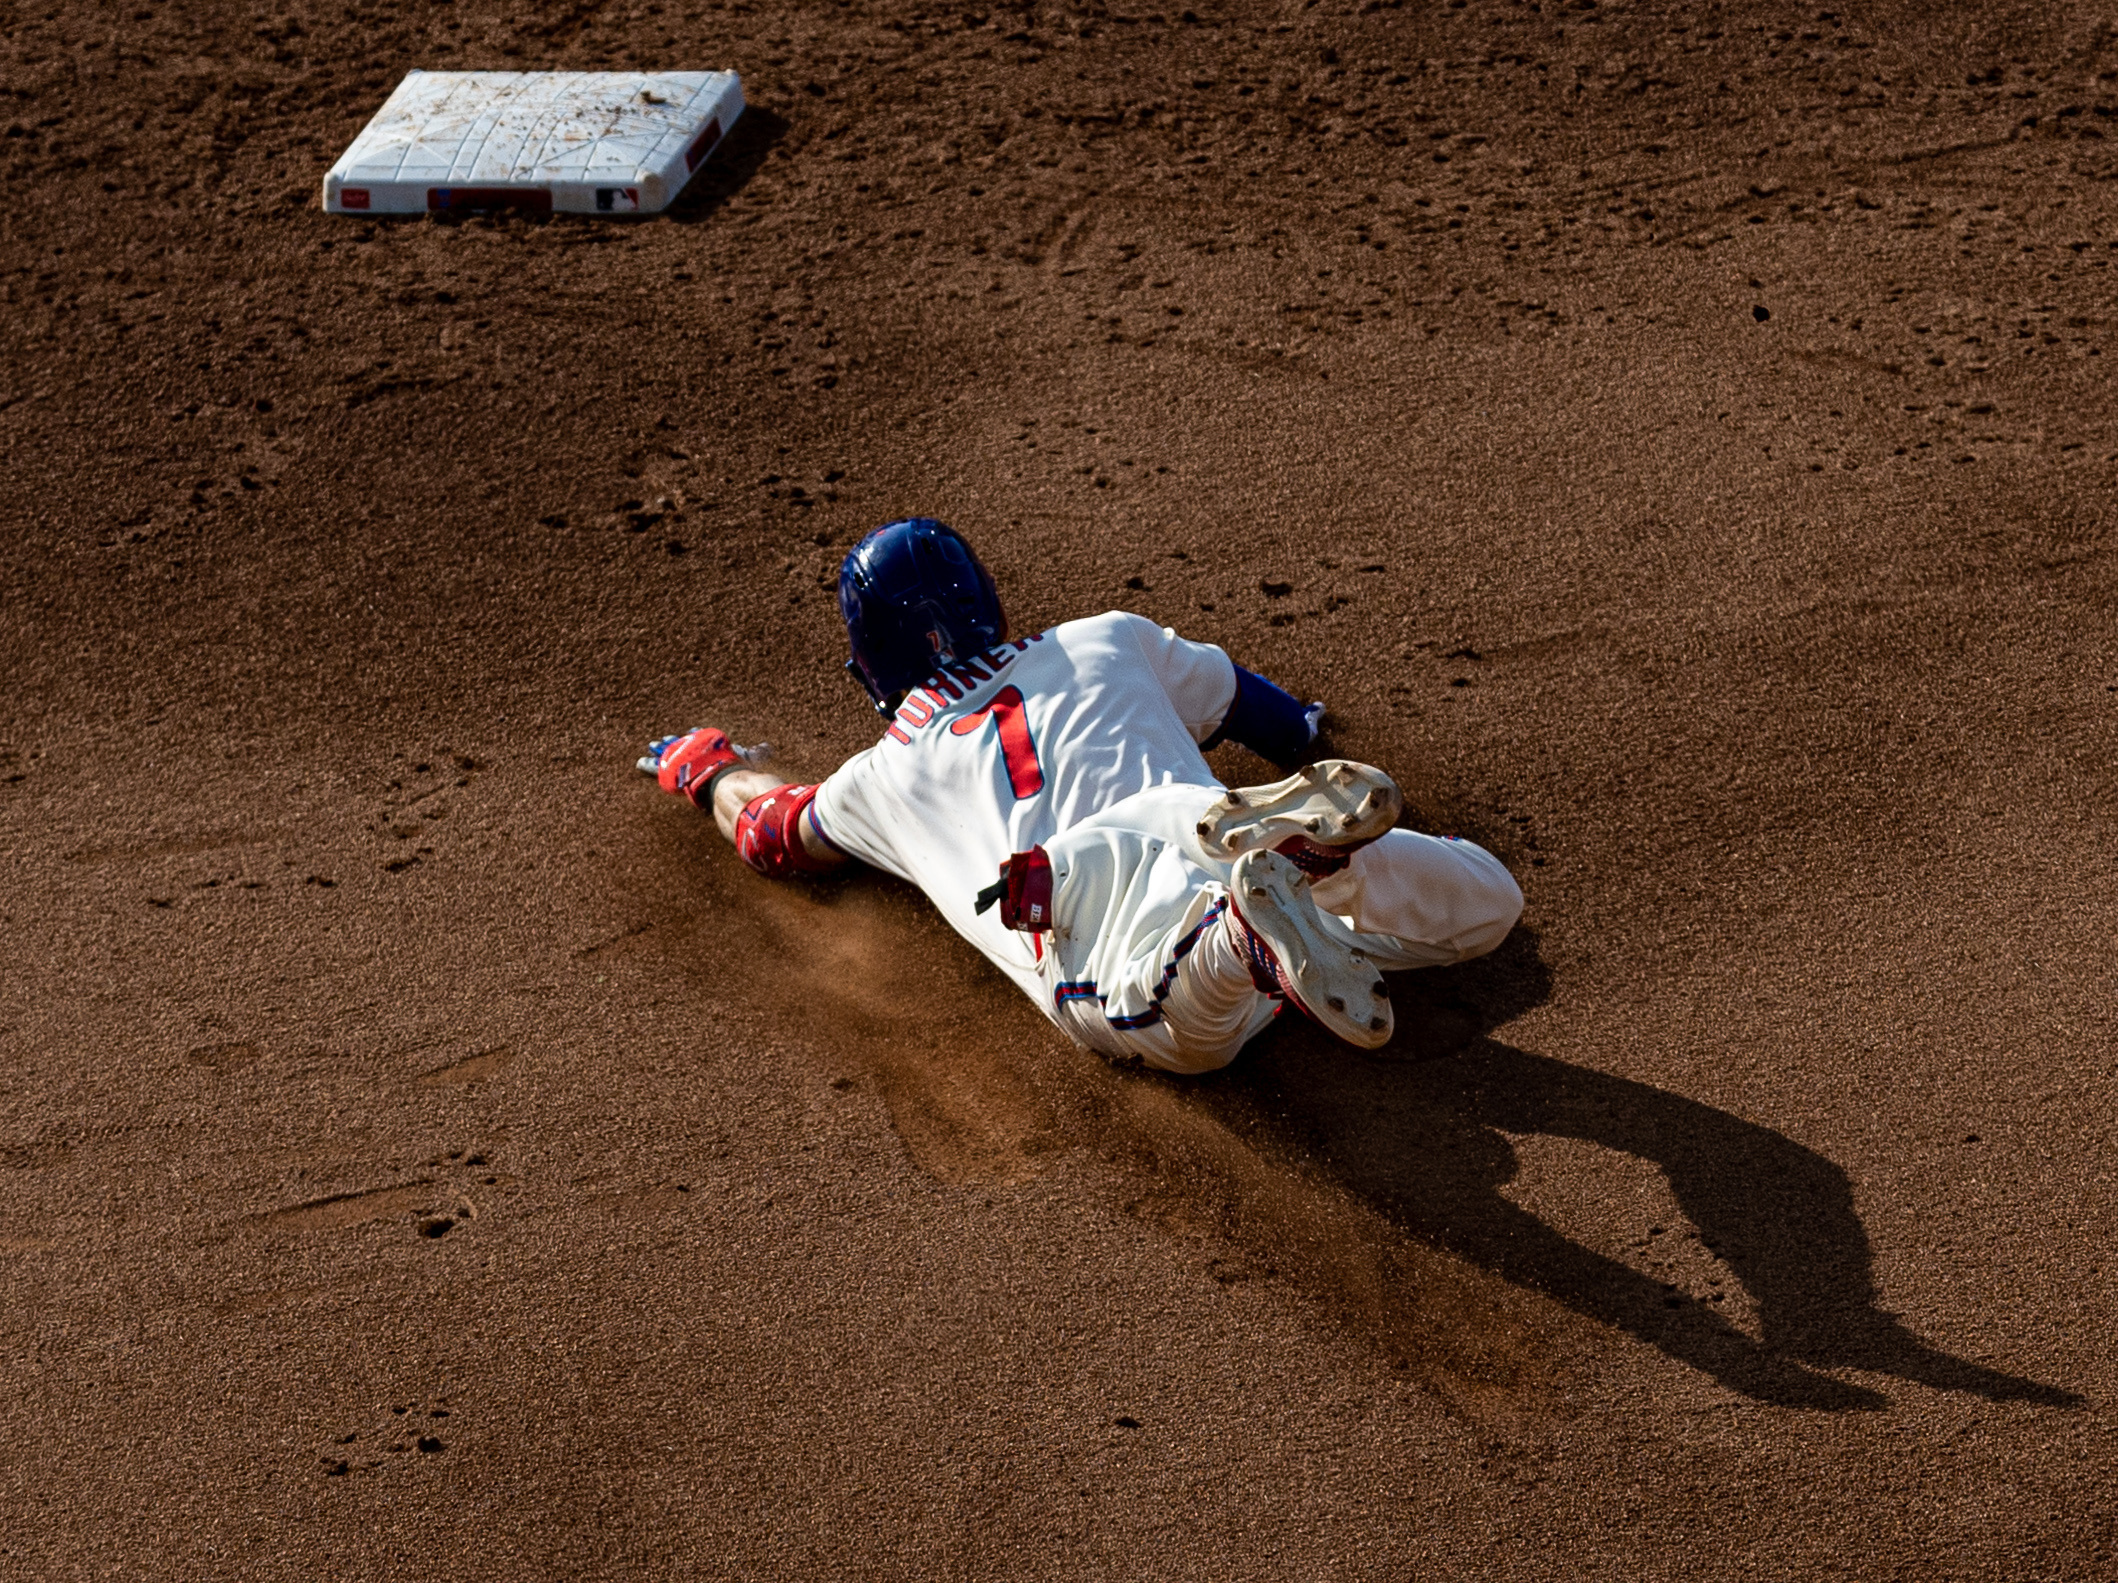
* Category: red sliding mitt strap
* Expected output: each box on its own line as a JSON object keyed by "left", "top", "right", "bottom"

{"left": 1270, "top": 831, "right": 1376, "bottom": 879}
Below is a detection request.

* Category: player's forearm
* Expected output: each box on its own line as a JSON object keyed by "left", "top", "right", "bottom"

{"left": 711, "top": 767, "right": 785, "bottom": 843}
{"left": 641, "top": 729, "right": 848, "bottom": 873}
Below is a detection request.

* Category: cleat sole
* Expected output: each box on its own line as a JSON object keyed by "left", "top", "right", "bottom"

{"left": 1197, "top": 759, "right": 1404, "bottom": 861}
{"left": 1229, "top": 850, "right": 1394, "bottom": 1050}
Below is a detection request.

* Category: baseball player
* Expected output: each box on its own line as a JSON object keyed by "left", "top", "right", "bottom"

{"left": 639, "top": 519, "right": 1522, "bottom": 1075}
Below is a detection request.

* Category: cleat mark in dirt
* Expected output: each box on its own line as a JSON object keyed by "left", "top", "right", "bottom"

{"left": 1015, "top": 203, "right": 1100, "bottom": 270}
{"left": 318, "top": 1397, "right": 459, "bottom": 1475}
{"left": 575, "top": 921, "right": 654, "bottom": 959}
{"left": 186, "top": 1041, "right": 260, "bottom": 1071}
{"left": 0, "top": 1138, "right": 74, "bottom": 1170}
{"left": 256, "top": 1181, "right": 436, "bottom": 1232}
{"left": 375, "top": 754, "right": 478, "bottom": 864}
{"left": 416, "top": 1045, "right": 515, "bottom": 1086}
{"left": 65, "top": 829, "right": 283, "bottom": 864}
{"left": 1012, "top": 212, "right": 1069, "bottom": 267}
{"left": 1054, "top": 208, "right": 1098, "bottom": 268}
{"left": 536, "top": 0, "right": 611, "bottom": 45}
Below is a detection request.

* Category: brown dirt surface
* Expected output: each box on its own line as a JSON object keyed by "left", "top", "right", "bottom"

{"left": 4, "top": 0, "right": 2115, "bottom": 1575}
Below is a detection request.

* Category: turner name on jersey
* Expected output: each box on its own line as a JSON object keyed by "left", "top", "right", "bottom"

{"left": 810, "top": 610, "right": 1242, "bottom": 1004}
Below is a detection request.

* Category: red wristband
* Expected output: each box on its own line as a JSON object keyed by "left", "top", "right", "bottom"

{"left": 734, "top": 784, "right": 839, "bottom": 879}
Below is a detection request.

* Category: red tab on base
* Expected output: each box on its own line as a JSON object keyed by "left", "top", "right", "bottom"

{"left": 426, "top": 187, "right": 553, "bottom": 214}
{"left": 684, "top": 117, "right": 723, "bottom": 171}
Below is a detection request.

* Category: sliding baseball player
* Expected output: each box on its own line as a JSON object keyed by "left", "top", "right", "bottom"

{"left": 640, "top": 518, "right": 1521, "bottom": 1074}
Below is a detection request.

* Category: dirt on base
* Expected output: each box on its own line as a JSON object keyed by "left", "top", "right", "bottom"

{"left": 4, "top": 0, "right": 2115, "bottom": 1576}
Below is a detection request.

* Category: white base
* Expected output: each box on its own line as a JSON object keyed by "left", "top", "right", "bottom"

{"left": 322, "top": 69, "right": 745, "bottom": 217}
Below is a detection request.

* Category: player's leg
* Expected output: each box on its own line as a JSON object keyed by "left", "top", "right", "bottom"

{"left": 1062, "top": 887, "right": 1283, "bottom": 1076}
{"left": 1048, "top": 858, "right": 1395, "bottom": 1070}
{"left": 1307, "top": 827, "right": 1522, "bottom": 969}
{"left": 1034, "top": 805, "right": 1274, "bottom": 1074}
{"left": 1029, "top": 779, "right": 1521, "bottom": 1068}
{"left": 1190, "top": 753, "right": 1521, "bottom": 969}
{"left": 1039, "top": 786, "right": 1393, "bottom": 1068}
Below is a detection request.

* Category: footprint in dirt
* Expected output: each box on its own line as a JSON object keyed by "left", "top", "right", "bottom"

{"left": 373, "top": 751, "right": 481, "bottom": 873}
{"left": 251, "top": 1148, "right": 506, "bottom": 1239}
{"left": 185, "top": 1041, "right": 261, "bottom": 1071}
{"left": 319, "top": 1398, "right": 456, "bottom": 1477}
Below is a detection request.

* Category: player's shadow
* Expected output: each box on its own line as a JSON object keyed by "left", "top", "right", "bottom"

{"left": 1213, "top": 928, "right": 2081, "bottom": 1412}
{"left": 663, "top": 107, "right": 788, "bottom": 224}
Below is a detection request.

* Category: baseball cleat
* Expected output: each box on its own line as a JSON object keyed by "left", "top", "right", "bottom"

{"left": 1228, "top": 849, "right": 1393, "bottom": 1049}
{"left": 1196, "top": 759, "right": 1403, "bottom": 874}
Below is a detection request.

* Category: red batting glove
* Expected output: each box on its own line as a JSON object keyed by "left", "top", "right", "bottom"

{"left": 639, "top": 727, "right": 745, "bottom": 810}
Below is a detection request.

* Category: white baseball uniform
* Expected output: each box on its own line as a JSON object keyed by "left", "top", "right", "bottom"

{"left": 810, "top": 611, "right": 1522, "bottom": 1074}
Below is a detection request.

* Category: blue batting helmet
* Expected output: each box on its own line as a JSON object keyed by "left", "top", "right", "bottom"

{"left": 839, "top": 518, "right": 1007, "bottom": 714}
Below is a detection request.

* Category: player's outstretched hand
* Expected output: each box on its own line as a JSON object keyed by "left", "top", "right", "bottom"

{"left": 636, "top": 727, "right": 771, "bottom": 807}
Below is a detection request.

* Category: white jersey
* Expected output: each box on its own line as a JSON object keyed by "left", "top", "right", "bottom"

{"left": 806, "top": 607, "right": 1526, "bottom": 1074}
{"left": 811, "top": 611, "right": 1239, "bottom": 1009}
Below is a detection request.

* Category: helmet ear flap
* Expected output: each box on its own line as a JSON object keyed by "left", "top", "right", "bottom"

{"left": 838, "top": 652, "right": 889, "bottom": 716}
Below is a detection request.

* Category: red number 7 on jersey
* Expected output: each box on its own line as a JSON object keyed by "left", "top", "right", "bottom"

{"left": 948, "top": 684, "right": 1046, "bottom": 798}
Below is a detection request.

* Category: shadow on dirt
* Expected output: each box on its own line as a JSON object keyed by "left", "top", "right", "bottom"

{"left": 1208, "top": 928, "right": 2083, "bottom": 1412}
{"left": 663, "top": 820, "right": 2078, "bottom": 1416}
{"left": 664, "top": 107, "right": 788, "bottom": 225}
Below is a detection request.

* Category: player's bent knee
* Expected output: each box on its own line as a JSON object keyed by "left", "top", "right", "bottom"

{"left": 1142, "top": 1036, "right": 1247, "bottom": 1077}
{"left": 1452, "top": 866, "right": 1524, "bottom": 961}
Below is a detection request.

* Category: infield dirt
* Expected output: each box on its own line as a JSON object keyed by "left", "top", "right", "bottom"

{"left": 4, "top": 0, "right": 2116, "bottom": 1577}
